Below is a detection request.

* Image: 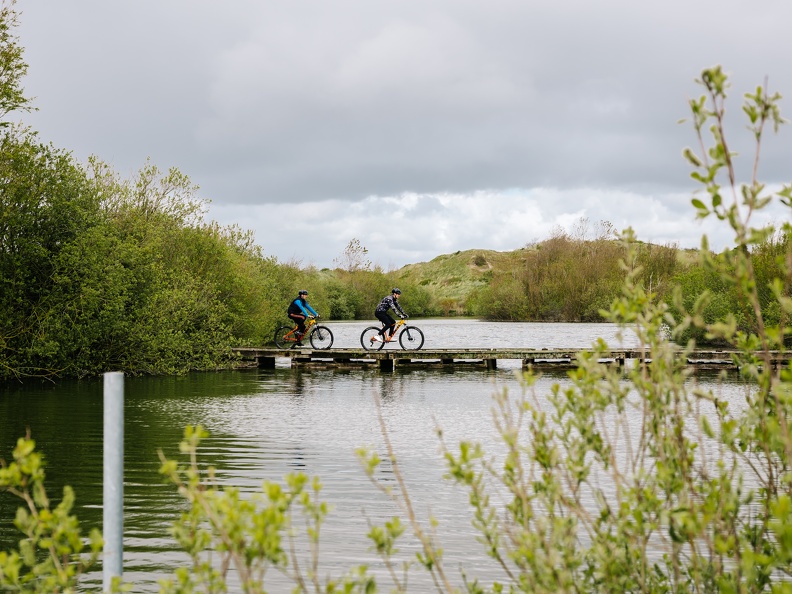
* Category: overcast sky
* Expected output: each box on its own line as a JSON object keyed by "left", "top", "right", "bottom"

{"left": 15, "top": 0, "right": 792, "bottom": 269}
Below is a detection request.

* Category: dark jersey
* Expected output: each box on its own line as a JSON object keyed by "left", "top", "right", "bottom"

{"left": 375, "top": 295, "right": 406, "bottom": 317}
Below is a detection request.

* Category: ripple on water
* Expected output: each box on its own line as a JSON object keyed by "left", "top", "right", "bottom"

{"left": 0, "top": 322, "right": 756, "bottom": 591}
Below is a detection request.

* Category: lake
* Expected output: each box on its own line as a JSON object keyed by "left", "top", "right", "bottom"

{"left": 0, "top": 319, "right": 754, "bottom": 591}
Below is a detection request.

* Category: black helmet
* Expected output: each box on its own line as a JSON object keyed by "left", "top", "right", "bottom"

{"left": 298, "top": 290, "right": 308, "bottom": 296}
{"left": 392, "top": 288, "right": 401, "bottom": 295}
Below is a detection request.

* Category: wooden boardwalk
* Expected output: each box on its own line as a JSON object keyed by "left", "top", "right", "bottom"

{"left": 231, "top": 347, "right": 779, "bottom": 372}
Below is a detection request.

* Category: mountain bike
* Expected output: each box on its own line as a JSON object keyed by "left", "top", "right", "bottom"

{"left": 274, "top": 317, "right": 334, "bottom": 349}
{"left": 360, "top": 317, "right": 424, "bottom": 351}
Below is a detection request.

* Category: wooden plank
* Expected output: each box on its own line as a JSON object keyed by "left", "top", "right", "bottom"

{"left": 231, "top": 347, "right": 792, "bottom": 371}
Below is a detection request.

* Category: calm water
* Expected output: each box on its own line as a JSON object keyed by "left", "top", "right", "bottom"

{"left": 0, "top": 320, "right": 754, "bottom": 591}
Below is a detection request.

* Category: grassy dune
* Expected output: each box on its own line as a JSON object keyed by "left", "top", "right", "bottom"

{"left": 396, "top": 247, "right": 534, "bottom": 314}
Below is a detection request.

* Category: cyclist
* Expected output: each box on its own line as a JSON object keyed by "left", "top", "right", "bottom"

{"left": 372, "top": 288, "right": 407, "bottom": 343}
{"left": 287, "top": 290, "right": 318, "bottom": 346}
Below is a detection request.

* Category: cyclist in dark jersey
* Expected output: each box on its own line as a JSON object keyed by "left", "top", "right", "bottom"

{"left": 372, "top": 288, "right": 407, "bottom": 343}
{"left": 287, "top": 290, "right": 318, "bottom": 346}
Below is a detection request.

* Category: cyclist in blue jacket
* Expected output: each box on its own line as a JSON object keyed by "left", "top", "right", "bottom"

{"left": 288, "top": 290, "right": 318, "bottom": 346}
{"left": 372, "top": 288, "right": 407, "bottom": 343}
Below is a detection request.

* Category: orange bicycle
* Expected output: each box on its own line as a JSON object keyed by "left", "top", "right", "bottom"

{"left": 274, "top": 317, "right": 333, "bottom": 349}
{"left": 360, "top": 317, "right": 424, "bottom": 351}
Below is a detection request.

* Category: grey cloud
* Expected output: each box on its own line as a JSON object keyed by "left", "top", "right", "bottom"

{"left": 16, "top": 0, "right": 792, "bottom": 208}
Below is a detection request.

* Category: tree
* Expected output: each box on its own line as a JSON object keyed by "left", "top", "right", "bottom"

{"left": 0, "top": 130, "right": 103, "bottom": 379}
{"left": 0, "top": 0, "right": 33, "bottom": 124}
{"left": 333, "top": 238, "right": 372, "bottom": 272}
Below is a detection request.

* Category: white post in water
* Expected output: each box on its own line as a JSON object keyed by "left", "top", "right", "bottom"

{"left": 103, "top": 372, "right": 124, "bottom": 591}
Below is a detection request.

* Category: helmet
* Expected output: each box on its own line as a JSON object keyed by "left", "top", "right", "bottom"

{"left": 391, "top": 288, "right": 401, "bottom": 295}
{"left": 298, "top": 290, "right": 308, "bottom": 296}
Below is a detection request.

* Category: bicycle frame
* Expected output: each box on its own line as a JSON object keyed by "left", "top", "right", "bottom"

{"left": 282, "top": 317, "right": 316, "bottom": 343}
{"left": 275, "top": 317, "right": 334, "bottom": 350}
{"left": 380, "top": 318, "right": 406, "bottom": 341}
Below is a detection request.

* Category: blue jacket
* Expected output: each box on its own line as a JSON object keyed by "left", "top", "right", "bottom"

{"left": 288, "top": 297, "right": 318, "bottom": 317}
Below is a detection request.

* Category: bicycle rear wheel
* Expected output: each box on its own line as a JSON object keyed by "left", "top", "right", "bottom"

{"left": 274, "top": 326, "right": 294, "bottom": 349}
{"left": 399, "top": 325, "right": 424, "bottom": 350}
{"left": 361, "top": 327, "right": 385, "bottom": 351}
{"left": 309, "top": 325, "right": 334, "bottom": 349}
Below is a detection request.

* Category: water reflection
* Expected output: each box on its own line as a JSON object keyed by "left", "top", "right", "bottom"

{"left": 0, "top": 321, "right": 758, "bottom": 591}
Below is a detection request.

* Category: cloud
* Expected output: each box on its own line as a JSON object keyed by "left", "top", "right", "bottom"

{"left": 15, "top": 0, "right": 792, "bottom": 266}
{"left": 208, "top": 186, "right": 784, "bottom": 269}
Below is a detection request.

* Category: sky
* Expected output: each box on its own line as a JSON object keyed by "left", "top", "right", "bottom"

{"left": 14, "top": 0, "right": 792, "bottom": 269}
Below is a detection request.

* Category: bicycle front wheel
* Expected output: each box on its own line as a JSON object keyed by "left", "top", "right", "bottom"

{"left": 361, "top": 327, "right": 385, "bottom": 351}
{"left": 310, "top": 325, "right": 334, "bottom": 349}
{"left": 274, "top": 326, "right": 294, "bottom": 349}
{"left": 399, "top": 325, "right": 424, "bottom": 350}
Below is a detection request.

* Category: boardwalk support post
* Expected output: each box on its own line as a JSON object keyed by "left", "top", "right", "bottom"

{"left": 256, "top": 356, "right": 276, "bottom": 369}
{"left": 103, "top": 371, "right": 124, "bottom": 592}
{"left": 379, "top": 358, "right": 395, "bottom": 372}
{"left": 486, "top": 358, "right": 497, "bottom": 370}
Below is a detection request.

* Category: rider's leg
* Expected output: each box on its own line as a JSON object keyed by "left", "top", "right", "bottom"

{"left": 374, "top": 312, "right": 386, "bottom": 337}
{"left": 375, "top": 312, "right": 393, "bottom": 339}
{"left": 289, "top": 314, "right": 306, "bottom": 340}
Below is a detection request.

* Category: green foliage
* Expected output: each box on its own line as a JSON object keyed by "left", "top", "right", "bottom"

{"left": 0, "top": 436, "right": 102, "bottom": 592}
{"left": 0, "top": 145, "right": 299, "bottom": 378}
{"left": 468, "top": 274, "right": 530, "bottom": 320}
{"left": 396, "top": 249, "right": 511, "bottom": 314}
{"left": 395, "top": 282, "right": 435, "bottom": 317}
{"left": 157, "top": 426, "right": 377, "bottom": 593}
{"left": 310, "top": 236, "right": 684, "bottom": 323}
{"left": 465, "top": 225, "right": 649, "bottom": 322}
{"left": 666, "top": 251, "right": 743, "bottom": 346}
{"left": 380, "top": 227, "right": 688, "bottom": 323}
{"left": 0, "top": 0, "right": 32, "bottom": 124}
{"left": 322, "top": 278, "right": 363, "bottom": 320}
{"left": 0, "top": 129, "right": 104, "bottom": 378}
{"left": 289, "top": 268, "right": 440, "bottom": 322}
{"left": 0, "top": 0, "right": 299, "bottom": 377}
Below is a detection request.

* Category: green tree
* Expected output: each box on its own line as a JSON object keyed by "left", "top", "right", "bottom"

{"left": 321, "top": 278, "right": 362, "bottom": 320}
{"left": 0, "top": 130, "right": 103, "bottom": 379}
{"left": 0, "top": 0, "right": 33, "bottom": 125}
{"left": 666, "top": 251, "right": 742, "bottom": 346}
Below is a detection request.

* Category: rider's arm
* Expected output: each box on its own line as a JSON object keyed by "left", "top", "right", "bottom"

{"left": 296, "top": 301, "right": 311, "bottom": 317}
{"left": 393, "top": 299, "right": 406, "bottom": 317}
{"left": 306, "top": 302, "right": 318, "bottom": 317}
